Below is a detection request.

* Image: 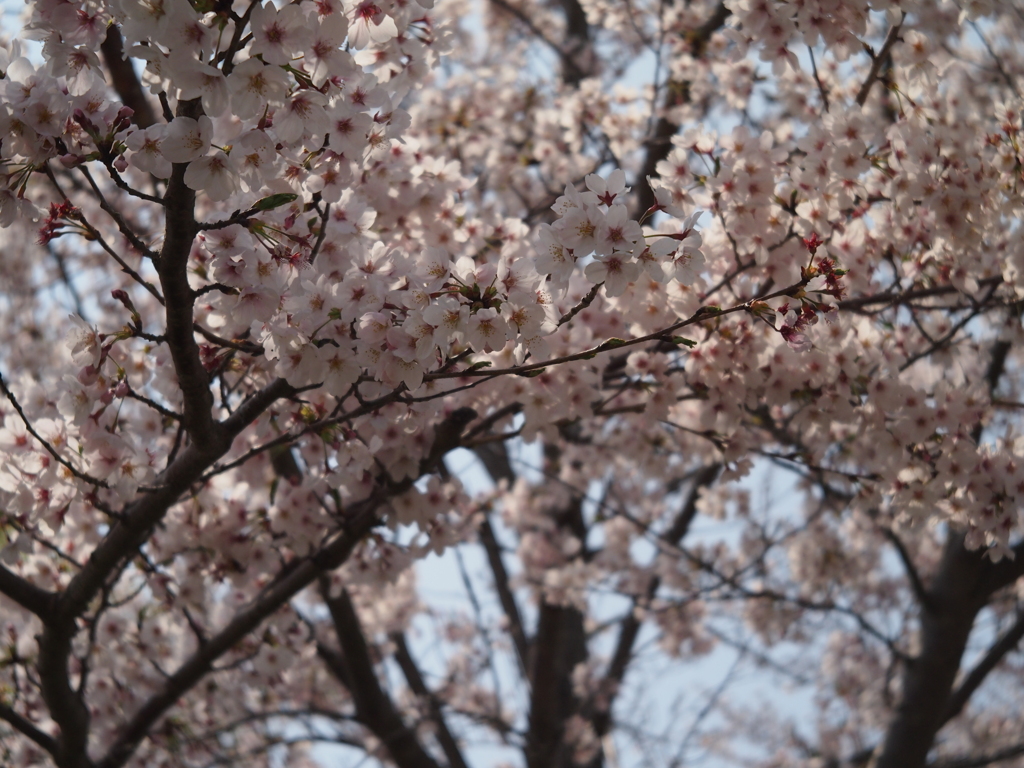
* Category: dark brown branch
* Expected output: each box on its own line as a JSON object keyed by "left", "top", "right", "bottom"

{"left": 807, "top": 45, "right": 831, "bottom": 112}
{"left": 837, "top": 277, "right": 1002, "bottom": 311}
{"left": 632, "top": 1, "right": 731, "bottom": 218}
{"left": 0, "top": 370, "right": 111, "bottom": 491}
{"left": 479, "top": 516, "right": 530, "bottom": 674}
{"left": 391, "top": 631, "right": 471, "bottom": 768}
{"left": 123, "top": 384, "right": 181, "bottom": 421}
{"left": 593, "top": 463, "right": 720, "bottom": 741}
{"left": 941, "top": 610, "right": 1024, "bottom": 726}
{"left": 100, "top": 26, "right": 157, "bottom": 129}
{"left": 524, "top": 489, "right": 588, "bottom": 768}
{"left": 882, "top": 527, "right": 933, "bottom": 611}
{"left": 469, "top": 439, "right": 529, "bottom": 676}
{"left": 59, "top": 377, "right": 293, "bottom": 621}
{"left": 985, "top": 539, "right": 1024, "bottom": 595}
{"left": 870, "top": 533, "right": 992, "bottom": 768}
{"left": 96, "top": 495, "right": 381, "bottom": 768}
{"left": 555, "top": 0, "right": 592, "bottom": 85}
{"left": 967, "top": 19, "right": 1020, "bottom": 96}
{"left": 319, "top": 586, "right": 441, "bottom": 768}
{"left": 99, "top": 411, "right": 474, "bottom": 768}
{"left": 932, "top": 743, "right": 1024, "bottom": 768}
{"left": 218, "top": 0, "right": 261, "bottom": 76}
{"left": 308, "top": 203, "right": 331, "bottom": 264}
{"left": 855, "top": 16, "right": 905, "bottom": 107}
{"left": 472, "top": 441, "right": 516, "bottom": 485}
{"left": 192, "top": 323, "right": 264, "bottom": 355}
{"left": 99, "top": 160, "right": 165, "bottom": 206}
{"left": 157, "top": 98, "right": 215, "bottom": 440}
{"left": 37, "top": 618, "right": 93, "bottom": 767}
{"left": 558, "top": 282, "right": 602, "bottom": 327}
{"left": 36, "top": 379, "right": 293, "bottom": 768}
{"left": 0, "top": 701, "right": 58, "bottom": 755}
{"left": 525, "top": 599, "right": 587, "bottom": 768}
{"left": 488, "top": 0, "right": 579, "bottom": 77}
{"left": 77, "top": 166, "right": 160, "bottom": 261}
{"left": 42, "top": 164, "right": 164, "bottom": 304}
{"left": 0, "top": 563, "right": 56, "bottom": 620}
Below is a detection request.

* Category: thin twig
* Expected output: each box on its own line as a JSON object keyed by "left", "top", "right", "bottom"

{"left": 856, "top": 15, "right": 905, "bottom": 107}
{"left": 0, "top": 370, "right": 111, "bottom": 490}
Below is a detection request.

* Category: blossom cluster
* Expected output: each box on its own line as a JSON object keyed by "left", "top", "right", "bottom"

{"left": 4, "top": 0, "right": 1024, "bottom": 766}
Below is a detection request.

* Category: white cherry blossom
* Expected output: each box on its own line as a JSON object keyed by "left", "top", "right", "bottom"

{"left": 161, "top": 115, "right": 213, "bottom": 164}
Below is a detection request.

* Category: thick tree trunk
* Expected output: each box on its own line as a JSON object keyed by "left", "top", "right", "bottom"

{"left": 871, "top": 533, "right": 990, "bottom": 768}
{"left": 525, "top": 602, "right": 588, "bottom": 768}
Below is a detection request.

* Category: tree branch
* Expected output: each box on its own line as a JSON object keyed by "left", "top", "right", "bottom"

{"left": 478, "top": 513, "right": 530, "bottom": 675}
{"left": 870, "top": 533, "right": 993, "bottom": 768}
{"left": 471, "top": 437, "right": 529, "bottom": 677}
{"left": 0, "top": 369, "right": 110, "bottom": 491}
{"left": 77, "top": 165, "right": 160, "bottom": 261}
{"left": 319, "top": 585, "right": 441, "bottom": 768}
{"left": 932, "top": 743, "right": 1024, "bottom": 768}
{"left": 593, "top": 463, "right": 720, "bottom": 741}
{"left": 855, "top": 16, "right": 905, "bottom": 107}
{"left": 488, "top": 0, "right": 578, "bottom": 78}
{"left": 0, "top": 563, "right": 56, "bottom": 621}
{"left": 36, "top": 378, "right": 293, "bottom": 768}
{"left": 525, "top": 600, "right": 587, "bottom": 768}
{"left": 156, "top": 98, "right": 215, "bottom": 441}
{"left": 632, "top": 1, "right": 731, "bottom": 218}
{"left": 0, "top": 701, "right": 58, "bottom": 755}
{"left": 391, "top": 631, "right": 471, "bottom": 768}
{"left": 96, "top": 496, "right": 382, "bottom": 768}
{"left": 882, "top": 527, "right": 933, "bottom": 611}
{"left": 525, "top": 494, "right": 588, "bottom": 768}
{"left": 100, "top": 25, "right": 158, "bottom": 129}
{"left": 941, "top": 610, "right": 1024, "bottom": 726}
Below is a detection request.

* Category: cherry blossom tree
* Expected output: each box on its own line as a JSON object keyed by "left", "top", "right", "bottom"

{"left": 3, "top": 0, "right": 1024, "bottom": 766}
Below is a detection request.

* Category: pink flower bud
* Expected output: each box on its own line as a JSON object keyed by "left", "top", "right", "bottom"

{"left": 115, "top": 106, "right": 135, "bottom": 126}
{"left": 73, "top": 109, "right": 97, "bottom": 134}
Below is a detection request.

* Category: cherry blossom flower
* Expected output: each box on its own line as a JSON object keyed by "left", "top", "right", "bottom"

{"left": 225, "top": 57, "right": 289, "bottom": 120}
{"left": 21, "top": 89, "right": 67, "bottom": 136}
{"left": 584, "top": 253, "right": 641, "bottom": 297}
{"left": 161, "top": 115, "right": 213, "bottom": 164}
{"left": 464, "top": 307, "right": 510, "bottom": 352}
{"left": 184, "top": 152, "right": 239, "bottom": 202}
{"left": 559, "top": 203, "right": 602, "bottom": 256}
{"left": 5, "top": 4, "right": 1024, "bottom": 768}
{"left": 229, "top": 129, "right": 277, "bottom": 192}
{"left": 250, "top": 2, "right": 312, "bottom": 66}
{"left": 274, "top": 91, "right": 330, "bottom": 145}
{"left": 306, "top": 13, "right": 352, "bottom": 86}
{"left": 594, "top": 204, "right": 642, "bottom": 256}
{"left": 586, "top": 168, "right": 630, "bottom": 207}
{"left": 171, "top": 55, "right": 229, "bottom": 117}
{"left": 347, "top": 0, "right": 399, "bottom": 49}
{"left": 125, "top": 124, "right": 171, "bottom": 178}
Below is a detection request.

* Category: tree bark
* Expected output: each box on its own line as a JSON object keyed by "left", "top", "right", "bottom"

{"left": 871, "top": 533, "right": 991, "bottom": 768}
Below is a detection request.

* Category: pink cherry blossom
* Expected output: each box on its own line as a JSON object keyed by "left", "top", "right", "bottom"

{"left": 347, "top": 0, "right": 399, "bottom": 49}
{"left": 250, "top": 2, "right": 312, "bottom": 66}
{"left": 2, "top": 4, "right": 1024, "bottom": 768}
{"left": 160, "top": 115, "right": 213, "bottom": 164}
{"left": 225, "top": 57, "right": 290, "bottom": 120}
